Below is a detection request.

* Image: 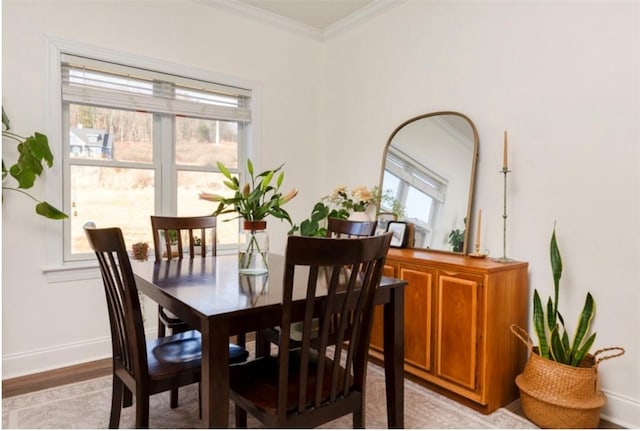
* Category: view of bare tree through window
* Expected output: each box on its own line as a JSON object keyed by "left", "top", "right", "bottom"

{"left": 68, "top": 105, "right": 240, "bottom": 255}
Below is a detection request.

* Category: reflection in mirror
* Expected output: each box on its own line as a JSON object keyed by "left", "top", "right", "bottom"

{"left": 379, "top": 112, "right": 478, "bottom": 254}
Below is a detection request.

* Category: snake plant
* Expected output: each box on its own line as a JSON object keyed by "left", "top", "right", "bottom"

{"left": 533, "top": 225, "right": 596, "bottom": 366}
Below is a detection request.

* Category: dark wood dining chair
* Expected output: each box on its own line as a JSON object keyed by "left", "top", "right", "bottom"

{"left": 84, "top": 223, "right": 202, "bottom": 429}
{"left": 150, "top": 215, "right": 218, "bottom": 337}
{"left": 256, "top": 218, "right": 379, "bottom": 356}
{"left": 230, "top": 232, "right": 393, "bottom": 428}
{"left": 149, "top": 215, "right": 248, "bottom": 408}
{"left": 326, "top": 217, "right": 378, "bottom": 238}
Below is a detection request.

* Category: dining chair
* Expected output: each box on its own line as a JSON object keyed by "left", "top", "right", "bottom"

{"left": 230, "top": 232, "right": 393, "bottom": 428}
{"left": 150, "top": 215, "right": 248, "bottom": 408}
{"left": 326, "top": 217, "right": 378, "bottom": 238}
{"left": 256, "top": 218, "right": 379, "bottom": 356}
{"left": 84, "top": 223, "right": 202, "bottom": 429}
{"left": 150, "top": 215, "right": 218, "bottom": 337}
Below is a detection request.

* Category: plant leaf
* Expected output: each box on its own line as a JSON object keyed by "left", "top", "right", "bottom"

{"left": 570, "top": 292, "right": 596, "bottom": 361}
{"left": 571, "top": 332, "right": 596, "bottom": 366}
{"left": 550, "top": 225, "right": 562, "bottom": 317}
{"left": 533, "top": 290, "right": 549, "bottom": 358}
{"left": 35, "top": 201, "right": 68, "bottom": 219}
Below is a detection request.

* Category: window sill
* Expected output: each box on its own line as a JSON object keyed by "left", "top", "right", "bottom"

{"left": 43, "top": 261, "right": 100, "bottom": 284}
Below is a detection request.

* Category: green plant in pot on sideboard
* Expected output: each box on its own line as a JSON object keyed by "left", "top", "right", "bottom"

{"left": 294, "top": 185, "right": 381, "bottom": 237}
{"left": 199, "top": 159, "right": 297, "bottom": 275}
{"left": 511, "top": 224, "right": 624, "bottom": 429}
{"left": 2, "top": 107, "right": 67, "bottom": 220}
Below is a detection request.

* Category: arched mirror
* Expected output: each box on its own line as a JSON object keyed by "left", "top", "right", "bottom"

{"left": 378, "top": 111, "right": 478, "bottom": 254}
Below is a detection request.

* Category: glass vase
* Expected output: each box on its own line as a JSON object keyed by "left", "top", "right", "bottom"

{"left": 239, "top": 220, "right": 269, "bottom": 275}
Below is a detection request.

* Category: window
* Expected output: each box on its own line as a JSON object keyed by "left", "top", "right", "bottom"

{"left": 381, "top": 147, "right": 447, "bottom": 248}
{"left": 60, "top": 54, "right": 254, "bottom": 261}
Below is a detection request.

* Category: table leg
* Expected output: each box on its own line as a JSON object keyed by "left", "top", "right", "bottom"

{"left": 383, "top": 285, "right": 405, "bottom": 428}
{"left": 201, "top": 319, "right": 230, "bottom": 428}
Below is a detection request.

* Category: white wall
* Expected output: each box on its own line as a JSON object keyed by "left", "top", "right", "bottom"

{"left": 3, "top": 0, "right": 639, "bottom": 428}
{"left": 2, "top": 0, "right": 323, "bottom": 375}
{"left": 322, "top": 1, "right": 639, "bottom": 427}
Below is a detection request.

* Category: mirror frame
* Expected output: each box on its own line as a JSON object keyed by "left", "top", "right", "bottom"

{"left": 378, "top": 111, "right": 479, "bottom": 255}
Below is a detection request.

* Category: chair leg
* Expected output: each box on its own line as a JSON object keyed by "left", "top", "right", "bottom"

{"left": 135, "top": 389, "right": 150, "bottom": 429}
{"left": 235, "top": 404, "right": 248, "bottom": 428}
{"left": 170, "top": 388, "right": 179, "bottom": 408}
{"left": 198, "top": 383, "right": 202, "bottom": 419}
{"left": 255, "top": 330, "right": 270, "bottom": 358}
{"left": 109, "top": 377, "right": 123, "bottom": 429}
{"left": 353, "top": 408, "right": 365, "bottom": 429}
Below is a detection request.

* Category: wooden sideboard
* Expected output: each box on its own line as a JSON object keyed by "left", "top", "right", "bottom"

{"left": 370, "top": 248, "right": 529, "bottom": 414}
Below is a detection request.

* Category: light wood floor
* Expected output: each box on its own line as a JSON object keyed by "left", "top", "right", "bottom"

{"left": 2, "top": 358, "right": 624, "bottom": 428}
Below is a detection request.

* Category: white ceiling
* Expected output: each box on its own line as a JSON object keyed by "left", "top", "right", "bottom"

{"left": 236, "top": 0, "right": 376, "bottom": 30}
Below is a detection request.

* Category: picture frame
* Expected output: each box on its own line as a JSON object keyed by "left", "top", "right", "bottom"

{"left": 387, "top": 221, "right": 408, "bottom": 248}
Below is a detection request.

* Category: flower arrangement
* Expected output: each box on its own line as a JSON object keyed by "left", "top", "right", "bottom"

{"left": 199, "top": 159, "right": 298, "bottom": 225}
{"left": 327, "top": 185, "right": 378, "bottom": 217}
{"left": 294, "top": 185, "right": 379, "bottom": 237}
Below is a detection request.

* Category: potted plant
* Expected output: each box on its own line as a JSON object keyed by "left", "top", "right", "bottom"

{"left": 199, "top": 159, "right": 297, "bottom": 274}
{"left": 294, "top": 185, "right": 381, "bottom": 237}
{"left": 193, "top": 235, "right": 202, "bottom": 255}
{"left": 448, "top": 227, "right": 465, "bottom": 252}
{"left": 132, "top": 242, "right": 149, "bottom": 261}
{"left": 511, "top": 225, "right": 624, "bottom": 428}
{"left": 2, "top": 107, "right": 67, "bottom": 220}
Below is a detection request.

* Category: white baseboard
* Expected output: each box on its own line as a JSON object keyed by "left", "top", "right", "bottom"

{"left": 2, "top": 336, "right": 112, "bottom": 379}
{"left": 2, "top": 328, "right": 156, "bottom": 380}
{"left": 601, "top": 389, "right": 640, "bottom": 429}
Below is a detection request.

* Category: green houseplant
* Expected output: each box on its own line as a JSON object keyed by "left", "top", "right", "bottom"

{"left": 533, "top": 225, "right": 595, "bottom": 365}
{"left": 295, "top": 185, "right": 380, "bottom": 237}
{"left": 199, "top": 159, "right": 297, "bottom": 274}
{"left": 2, "top": 107, "right": 67, "bottom": 219}
{"left": 512, "top": 224, "right": 624, "bottom": 428}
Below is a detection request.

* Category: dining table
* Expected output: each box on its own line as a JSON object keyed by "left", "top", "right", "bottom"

{"left": 131, "top": 252, "right": 406, "bottom": 428}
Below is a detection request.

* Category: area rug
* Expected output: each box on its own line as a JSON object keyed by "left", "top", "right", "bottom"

{"left": 2, "top": 360, "right": 536, "bottom": 429}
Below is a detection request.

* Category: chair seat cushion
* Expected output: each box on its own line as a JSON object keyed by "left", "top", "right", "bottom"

{"left": 148, "top": 330, "right": 248, "bottom": 379}
{"left": 229, "top": 349, "right": 352, "bottom": 415}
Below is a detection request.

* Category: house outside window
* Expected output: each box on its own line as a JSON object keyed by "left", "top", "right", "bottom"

{"left": 60, "top": 53, "right": 254, "bottom": 262}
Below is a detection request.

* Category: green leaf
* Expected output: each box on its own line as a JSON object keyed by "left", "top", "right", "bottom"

{"left": 35, "top": 201, "right": 68, "bottom": 219}
{"left": 260, "top": 170, "right": 274, "bottom": 191}
{"left": 2, "top": 107, "right": 10, "bottom": 131}
{"left": 276, "top": 171, "right": 284, "bottom": 188}
{"left": 546, "top": 297, "right": 556, "bottom": 333}
{"left": 550, "top": 225, "right": 562, "bottom": 317}
{"left": 549, "top": 329, "right": 567, "bottom": 363}
{"left": 571, "top": 332, "right": 596, "bottom": 366}
{"left": 533, "top": 290, "right": 549, "bottom": 359}
{"left": 570, "top": 292, "right": 595, "bottom": 361}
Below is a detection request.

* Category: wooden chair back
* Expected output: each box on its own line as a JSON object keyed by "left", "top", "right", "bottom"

{"left": 326, "top": 217, "right": 377, "bottom": 238}
{"left": 85, "top": 223, "right": 148, "bottom": 381}
{"left": 150, "top": 215, "right": 217, "bottom": 262}
{"left": 232, "top": 232, "right": 392, "bottom": 428}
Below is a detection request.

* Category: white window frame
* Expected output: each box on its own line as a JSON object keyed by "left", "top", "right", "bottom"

{"left": 43, "top": 37, "right": 262, "bottom": 279}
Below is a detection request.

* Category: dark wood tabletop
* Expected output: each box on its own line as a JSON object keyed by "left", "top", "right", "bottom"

{"left": 132, "top": 253, "right": 406, "bottom": 428}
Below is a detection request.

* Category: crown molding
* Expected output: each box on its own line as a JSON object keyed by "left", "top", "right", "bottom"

{"left": 194, "top": 0, "right": 324, "bottom": 41}
{"left": 194, "top": 0, "right": 405, "bottom": 42}
{"left": 323, "top": 0, "right": 406, "bottom": 41}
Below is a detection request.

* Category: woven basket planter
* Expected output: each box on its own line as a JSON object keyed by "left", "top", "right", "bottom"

{"left": 511, "top": 325, "right": 624, "bottom": 429}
